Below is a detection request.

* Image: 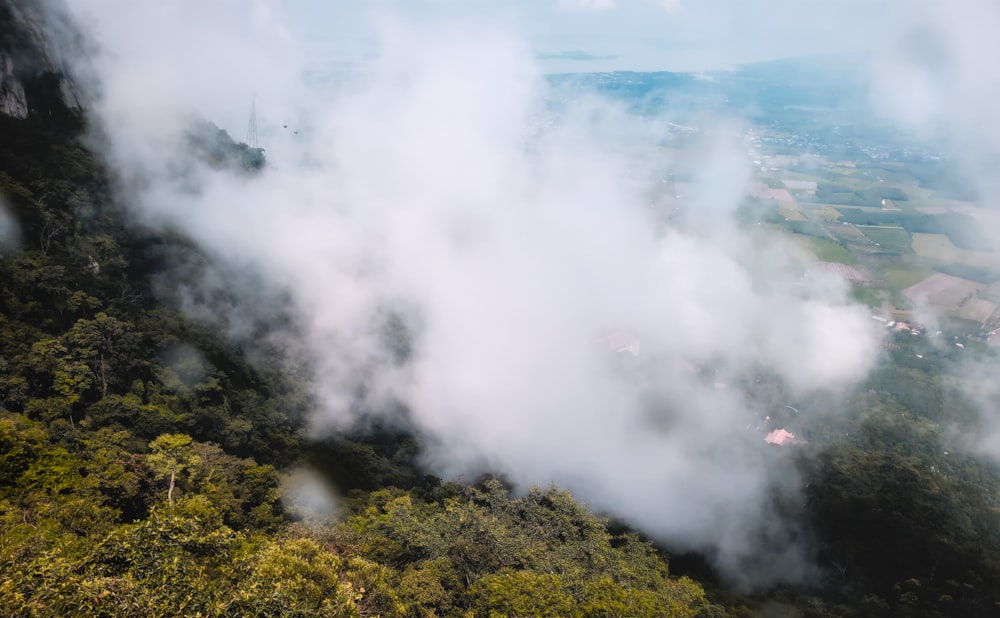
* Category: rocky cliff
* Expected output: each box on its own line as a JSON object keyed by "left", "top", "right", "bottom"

{"left": 0, "top": 0, "right": 81, "bottom": 120}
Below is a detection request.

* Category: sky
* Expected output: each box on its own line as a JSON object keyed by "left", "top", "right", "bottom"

{"left": 46, "top": 0, "right": 1000, "bottom": 588}
{"left": 283, "top": 0, "right": 896, "bottom": 73}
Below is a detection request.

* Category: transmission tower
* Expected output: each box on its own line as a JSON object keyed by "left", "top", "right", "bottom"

{"left": 245, "top": 94, "right": 259, "bottom": 149}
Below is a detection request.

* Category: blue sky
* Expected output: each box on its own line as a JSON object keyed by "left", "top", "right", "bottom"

{"left": 283, "top": 0, "right": 894, "bottom": 73}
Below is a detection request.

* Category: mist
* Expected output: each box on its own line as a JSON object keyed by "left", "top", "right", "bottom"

{"left": 869, "top": 0, "right": 1000, "bottom": 463}
{"left": 0, "top": 196, "right": 19, "bottom": 253}
{"left": 50, "top": 0, "right": 891, "bottom": 586}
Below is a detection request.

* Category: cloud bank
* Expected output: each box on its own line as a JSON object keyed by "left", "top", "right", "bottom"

{"left": 869, "top": 0, "right": 1000, "bottom": 461}
{"left": 54, "top": 0, "right": 883, "bottom": 585}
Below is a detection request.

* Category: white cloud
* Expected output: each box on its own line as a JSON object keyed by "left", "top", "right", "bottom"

{"left": 56, "top": 0, "right": 882, "bottom": 586}
{"left": 558, "top": 0, "right": 618, "bottom": 10}
{"left": 870, "top": 0, "right": 1000, "bottom": 184}
{"left": 867, "top": 0, "right": 1000, "bottom": 464}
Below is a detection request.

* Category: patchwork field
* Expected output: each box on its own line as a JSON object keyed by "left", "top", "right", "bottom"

{"left": 982, "top": 282, "right": 1000, "bottom": 304}
{"left": 828, "top": 224, "right": 869, "bottom": 243}
{"left": 747, "top": 181, "right": 795, "bottom": 202}
{"left": 911, "top": 233, "right": 996, "bottom": 268}
{"left": 777, "top": 202, "right": 806, "bottom": 221}
{"left": 883, "top": 268, "right": 934, "bottom": 291}
{"left": 805, "top": 237, "right": 856, "bottom": 264}
{"left": 902, "top": 272, "right": 981, "bottom": 309}
{"left": 958, "top": 297, "right": 998, "bottom": 323}
{"left": 782, "top": 179, "right": 817, "bottom": 191}
{"left": 801, "top": 204, "right": 844, "bottom": 222}
{"left": 857, "top": 226, "right": 911, "bottom": 253}
{"left": 813, "top": 261, "right": 871, "bottom": 282}
{"left": 747, "top": 128, "right": 1000, "bottom": 323}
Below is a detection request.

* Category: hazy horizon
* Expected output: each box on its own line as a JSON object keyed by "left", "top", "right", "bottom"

{"left": 283, "top": 0, "right": 895, "bottom": 74}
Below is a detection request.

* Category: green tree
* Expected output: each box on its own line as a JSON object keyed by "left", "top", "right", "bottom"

{"left": 28, "top": 337, "right": 91, "bottom": 424}
{"left": 147, "top": 433, "right": 201, "bottom": 506}
{"left": 63, "top": 312, "right": 138, "bottom": 399}
{"left": 470, "top": 570, "right": 576, "bottom": 618}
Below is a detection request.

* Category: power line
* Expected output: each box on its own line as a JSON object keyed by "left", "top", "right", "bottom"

{"left": 245, "top": 94, "right": 259, "bottom": 149}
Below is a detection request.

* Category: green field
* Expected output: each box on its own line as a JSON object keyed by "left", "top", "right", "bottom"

{"left": 828, "top": 224, "right": 869, "bottom": 242}
{"left": 883, "top": 268, "right": 932, "bottom": 290}
{"left": 836, "top": 207, "right": 908, "bottom": 226}
{"left": 806, "top": 236, "right": 857, "bottom": 264}
{"left": 857, "top": 226, "right": 912, "bottom": 253}
{"left": 911, "top": 233, "right": 997, "bottom": 268}
{"left": 849, "top": 283, "right": 892, "bottom": 308}
{"left": 801, "top": 204, "right": 843, "bottom": 222}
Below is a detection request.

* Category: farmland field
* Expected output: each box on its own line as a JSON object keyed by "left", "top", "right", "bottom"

{"left": 857, "top": 226, "right": 911, "bottom": 252}
{"left": 982, "top": 282, "right": 1000, "bottom": 304}
{"left": 814, "top": 261, "right": 870, "bottom": 282}
{"left": 836, "top": 207, "right": 907, "bottom": 226}
{"left": 883, "top": 268, "right": 933, "bottom": 291}
{"left": 902, "top": 272, "right": 981, "bottom": 309}
{"left": 958, "top": 298, "right": 998, "bottom": 323}
{"left": 806, "top": 237, "right": 857, "bottom": 264}
{"left": 777, "top": 202, "right": 806, "bottom": 221}
{"left": 828, "top": 224, "right": 869, "bottom": 243}
{"left": 911, "top": 233, "right": 996, "bottom": 268}
{"left": 802, "top": 204, "right": 843, "bottom": 222}
{"left": 741, "top": 119, "right": 999, "bottom": 322}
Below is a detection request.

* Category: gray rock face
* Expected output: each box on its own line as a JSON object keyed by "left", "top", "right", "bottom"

{"left": 0, "top": 53, "right": 28, "bottom": 118}
{"left": 0, "top": 0, "right": 82, "bottom": 119}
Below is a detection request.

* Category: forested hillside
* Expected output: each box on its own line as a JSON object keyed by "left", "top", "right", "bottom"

{"left": 4, "top": 3, "right": 1000, "bottom": 617}
{"left": 0, "top": 29, "right": 727, "bottom": 617}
